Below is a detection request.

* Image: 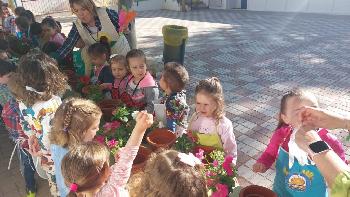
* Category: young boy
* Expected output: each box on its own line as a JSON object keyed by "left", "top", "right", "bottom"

{"left": 159, "top": 62, "right": 189, "bottom": 136}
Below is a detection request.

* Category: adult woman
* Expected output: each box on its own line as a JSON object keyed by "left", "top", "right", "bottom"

{"left": 296, "top": 107, "right": 350, "bottom": 197}
{"left": 55, "top": 0, "right": 130, "bottom": 75}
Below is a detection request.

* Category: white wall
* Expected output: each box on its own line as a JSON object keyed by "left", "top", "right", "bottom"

{"left": 248, "top": 0, "right": 350, "bottom": 15}
{"left": 209, "top": 0, "right": 228, "bottom": 9}
{"left": 133, "top": 0, "right": 162, "bottom": 11}
{"left": 162, "top": 0, "right": 181, "bottom": 11}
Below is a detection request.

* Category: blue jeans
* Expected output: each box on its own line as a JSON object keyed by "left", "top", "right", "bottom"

{"left": 19, "top": 148, "right": 36, "bottom": 192}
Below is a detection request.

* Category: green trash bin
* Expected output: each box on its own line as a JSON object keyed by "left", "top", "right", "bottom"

{"left": 162, "top": 25, "right": 188, "bottom": 65}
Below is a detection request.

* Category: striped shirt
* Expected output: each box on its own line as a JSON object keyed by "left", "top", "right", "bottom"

{"left": 57, "top": 8, "right": 120, "bottom": 59}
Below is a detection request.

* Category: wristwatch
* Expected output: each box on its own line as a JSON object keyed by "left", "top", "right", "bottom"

{"left": 309, "top": 141, "right": 330, "bottom": 158}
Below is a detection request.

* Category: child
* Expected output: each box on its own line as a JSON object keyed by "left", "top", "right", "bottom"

{"left": 123, "top": 49, "right": 159, "bottom": 112}
{"left": 41, "top": 16, "right": 65, "bottom": 46}
{"left": 15, "top": 16, "right": 29, "bottom": 39}
{"left": 1, "top": 60, "right": 37, "bottom": 197}
{"left": 1, "top": 3, "right": 16, "bottom": 35}
{"left": 252, "top": 89, "right": 346, "bottom": 196}
{"left": 188, "top": 77, "right": 237, "bottom": 165}
{"left": 88, "top": 40, "right": 114, "bottom": 98}
{"left": 109, "top": 55, "right": 129, "bottom": 100}
{"left": 159, "top": 62, "right": 190, "bottom": 136}
{"left": 50, "top": 98, "right": 102, "bottom": 197}
{"left": 61, "top": 111, "right": 153, "bottom": 197}
{"left": 129, "top": 149, "right": 207, "bottom": 197}
{"left": 14, "top": 6, "right": 25, "bottom": 17}
{"left": 0, "top": 59, "right": 14, "bottom": 108}
{"left": 7, "top": 50, "right": 68, "bottom": 196}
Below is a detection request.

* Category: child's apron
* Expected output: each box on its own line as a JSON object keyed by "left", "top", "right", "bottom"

{"left": 273, "top": 147, "right": 328, "bottom": 197}
{"left": 74, "top": 7, "right": 130, "bottom": 76}
{"left": 120, "top": 76, "right": 147, "bottom": 109}
{"left": 189, "top": 113, "right": 224, "bottom": 150}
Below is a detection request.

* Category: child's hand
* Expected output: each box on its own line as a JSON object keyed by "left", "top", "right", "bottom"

{"left": 134, "top": 111, "right": 154, "bottom": 132}
{"left": 100, "top": 83, "right": 112, "bottom": 90}
{"left": 253, "top": 162, "right": 268, "bottom": 173}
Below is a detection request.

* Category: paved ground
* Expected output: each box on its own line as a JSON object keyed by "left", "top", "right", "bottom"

{"left": 1, "top": 9, "right": 350, "bottom": 196}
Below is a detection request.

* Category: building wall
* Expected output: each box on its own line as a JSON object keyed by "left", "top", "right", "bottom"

{"left": 248, "top": 0, "right": 350, "bottom": 15}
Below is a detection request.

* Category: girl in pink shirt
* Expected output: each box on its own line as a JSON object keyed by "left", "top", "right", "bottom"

{"left": 253, "top": 89, "right": 346, "bottom": 196}
{"left": 61, "top": 111, "right": 153, "bottom": 197}
{"left": 188, "top": 77, "right": 237, "bottom": 165}
{"left": 41, "top": 17, "right": 66, "bottom": 46}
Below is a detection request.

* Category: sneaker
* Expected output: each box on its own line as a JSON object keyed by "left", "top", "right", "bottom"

{"left": 26, "top": 191, "right": 36, "bottom": 197}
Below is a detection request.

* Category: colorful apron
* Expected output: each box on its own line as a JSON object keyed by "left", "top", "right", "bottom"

{"left": 273, "top": 147, "right": 328, "bottom": 197}
{"left": 120, "top": 76, "right": 147, "bottom": 110}
{"left": 74, "top": 7, "right": 130, "bottom": 76}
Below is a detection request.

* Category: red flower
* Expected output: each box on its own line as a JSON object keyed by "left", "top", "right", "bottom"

{"left": 206, "top": 178, "right": 215, "bottom": 187}
{"left": 222, "top": 156, "right": 234, "bottom": 176}
{"left": 95, "top": 136, "right": 105, "bottom": 144}
{"left": 195, "top": 149, "right": 204, "bottom": 160}
{"left": 107, "top": 139, "right": 118, "bottom": 148}
{"left": 79, "top": 76, "right": 90, "bottom": 85}
{"left": 103, "top": 121, "right": 121, "bottom": 132}
{"left": 212, "top": 183, "right": 229, "bottom": 197}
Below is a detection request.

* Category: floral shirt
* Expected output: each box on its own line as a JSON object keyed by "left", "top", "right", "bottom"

{"left": 160, "top": 90, "right": 189, "bottom": 132}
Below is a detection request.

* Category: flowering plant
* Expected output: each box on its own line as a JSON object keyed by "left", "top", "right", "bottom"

{"left": 174, "top": 130, "right": 197, "bottom": 153}
{"left": 81, "top": 84, "right": 104, "bottom": 103}
{"left": 196, "top": 150, "right": 237, "bottom": 197}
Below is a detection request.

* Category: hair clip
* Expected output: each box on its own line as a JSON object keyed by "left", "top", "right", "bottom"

{"left": 63, "top": 127, "right": 68, "bottom": 132}
{"left": 70, "top": 183, "right": 78, "bottom": 192}
{"left": 25, "top": 86, "right": 44, "bottom": 95}
{"left": 178, "top": 153, "right": 202, "bottom": 167}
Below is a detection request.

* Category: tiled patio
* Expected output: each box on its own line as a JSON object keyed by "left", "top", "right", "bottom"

{"left": 1, "top": 9, "right": 350, "bottom": 196}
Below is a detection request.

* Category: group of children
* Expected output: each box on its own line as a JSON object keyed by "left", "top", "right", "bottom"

{"left": 0, "top": 7, "right": 347, "bottom": 197}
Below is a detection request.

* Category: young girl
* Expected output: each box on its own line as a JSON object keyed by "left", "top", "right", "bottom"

{"left": 41, "top": 16, "right": 65, "bottom": 46}
{"left": 188, "top": 77, "right": 237, "bottom": 165}
{"left": 50, "top": 98, "right": 102, "bottom": 197}
{"left": 123, "top": 49, "right": 159, "bottom": 113}
{"left": 61, "top": 111, "right": 153, "bottom": 197}
{"left": 88, "top": 39, "right": 114, "bottom": 98}
{"left": 1, "top": 3, "right": 16, "bottom": 35}
{"left": 129, "top": 149, "right": 207, "bottom": 197}
{"left": 253, "top": 89, "right": 346, "bottom": 196}
{"left": 7, "top": 50, "right": 68, "bottom": 196}
{"left": 109, "top": 54, "right": 129, "bottom": 100}
{"left": 159, "top": 62, "right": 190, "bottom": 136}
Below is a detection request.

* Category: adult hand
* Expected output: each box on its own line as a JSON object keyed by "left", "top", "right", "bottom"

{"left": 295, "top": 126, "right": 321, "bottom": 156}
{"left": 299, "top": 106, "right": 349, "bottom": 130}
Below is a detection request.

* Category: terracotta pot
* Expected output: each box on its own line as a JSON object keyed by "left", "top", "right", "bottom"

{"left": 97, "top": 99, "right": 121, "bottom": 122}
{"left": 239, "top": 185, "right": 277, "bottom": 197}
{"left": 146, "top": 128, "right": 177, "bottom": 150}
{"left": 132, "top": 145, "right": 152, "bottom": 174}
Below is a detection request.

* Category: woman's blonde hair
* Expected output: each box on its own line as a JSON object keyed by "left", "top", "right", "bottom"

{"left": 7, "top": 49, "right": 67, "bottom": 106}
{"left": 129, "top": 149, "right": 208, "bottom": 197}
{"left": 69, "top": 0, "right": 97, "bottom": 16}
{"left": 50, "top": 98, "right": 102, "bottom": 148}
{"left": 195, "top": 77, "right": 225, "bottom": 120}
{"left": 61, "top": 141, "right": 110, "bottom": 197}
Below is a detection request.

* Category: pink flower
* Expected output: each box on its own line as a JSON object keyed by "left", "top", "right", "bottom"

{"left": 118, "top": 10, "right": 127, "bottom": 32}
{"left": 107, "top": 139, "right": 118, "bottom": 148}
{"left": 212, "top": 183, "right": 229, "bottom": 197}
{"left": 195, "top": 149, "right": 204, "bottom": 160}
{"left": 206, "top": 178, "right": 215, "bottom": 187}
{"left": 95, "top": 136, "right": 105, "bottom": 144}
{"left": 213, "top": 160, "right": 219, "bottom": 167}
{"left": 222, "top": 155, "right": 234, "bottom": 176}
{"left": 103, "top": 121, "right": 121, "bottom": 132}
{"left": 206, "top": 171, "right": 217, "bottom": 177}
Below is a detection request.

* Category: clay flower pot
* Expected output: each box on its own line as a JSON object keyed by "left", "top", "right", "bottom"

{"left": 146, "top": 128, "right": 177, "bottom": 150}
{"left": 239, "top": 185, "right": 277, "bottom": 197}
{"left": 97, "top": 99, "right": 121, "bottom": 121}
{"left": 132, "top": 145, "right": 152, "bottom": 174}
